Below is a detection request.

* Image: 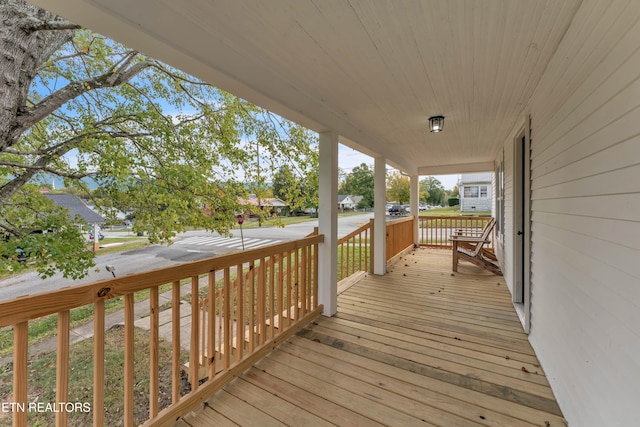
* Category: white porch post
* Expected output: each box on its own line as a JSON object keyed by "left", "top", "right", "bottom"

{"left": 373, "top": 156, "right": 386, "bottom": 275}
{"left": 318, "top": 131, "right": 338, "bottom": 316}
{"left": 410, "top": 174, "right": 419, "bottom": 247}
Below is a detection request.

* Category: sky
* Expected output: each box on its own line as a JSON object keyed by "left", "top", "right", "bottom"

{"left": 338, "top": 145, "right": 460, "bottom": 190}
{"left": 51, "top": 145, "right": 460, "bottom": 191}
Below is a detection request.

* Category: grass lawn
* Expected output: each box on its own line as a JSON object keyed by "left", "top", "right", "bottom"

{"left": 93, "top": 238, "right": 149, "bottom": 255}
{"left": 0, "top": 326, "right": 189, "bottom": 426}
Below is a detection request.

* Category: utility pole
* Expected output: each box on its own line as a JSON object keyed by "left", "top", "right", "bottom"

{"left": 257, "top": 140, "right": 262, "bottom": 227}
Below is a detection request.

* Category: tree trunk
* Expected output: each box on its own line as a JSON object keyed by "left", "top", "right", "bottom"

{"left": 0, "top": 0, "right": 73, "bottom": 152}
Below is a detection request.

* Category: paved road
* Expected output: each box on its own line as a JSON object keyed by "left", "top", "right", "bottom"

{"left": 0, "top": 213, "right": 374, "bottom": 302}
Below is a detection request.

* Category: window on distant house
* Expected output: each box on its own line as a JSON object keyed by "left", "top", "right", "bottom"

{"left": 464, "top": 186, "right": 479, "bottom": 198}
{"left": 463, "top": 185, "right": 488, "bottom": 198}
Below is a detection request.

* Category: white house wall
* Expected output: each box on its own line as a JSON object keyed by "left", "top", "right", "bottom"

{"left": 498, "top": 1, "right": 640, "bottom": 425}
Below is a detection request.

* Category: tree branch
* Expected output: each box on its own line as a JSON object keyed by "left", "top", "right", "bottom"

{"left": 13, "top": 58, "right": 157, "bottom": 139}
{"left": 0, "top": 160, "right": 91, "bottom": 179}
{"left": 21, "top": 17, "right": 82, "bottom": 32}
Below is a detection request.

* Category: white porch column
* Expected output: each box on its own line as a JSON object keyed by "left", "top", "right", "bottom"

{"left": 318, "top": 131, "right": 338, "bottom": 316}
{"left": 410, "top": 174, "right": 419, "bottom": 247}
{"left": 373, "top": 156, "right": 387, "bottom": 275}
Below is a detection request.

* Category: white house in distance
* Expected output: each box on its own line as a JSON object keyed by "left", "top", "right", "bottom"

{"left": 458, "top": 173, "right": 492, "bottom": 213}
{"left": 337, "top": 194, "right": 362, "bottom": 211}
{"left": 22, "top": 1, "right": 640, "bottom": 425}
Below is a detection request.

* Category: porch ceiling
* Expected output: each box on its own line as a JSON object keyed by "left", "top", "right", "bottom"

{"left": 29, "top": 0, "right": 582, "bottom": 175}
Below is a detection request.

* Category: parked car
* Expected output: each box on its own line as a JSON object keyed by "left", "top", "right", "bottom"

{"left": 388, "top": 205, "right": 404, "bottom": 215}
{"left": 89, "top": 232, "right": 104, "bottom": 241}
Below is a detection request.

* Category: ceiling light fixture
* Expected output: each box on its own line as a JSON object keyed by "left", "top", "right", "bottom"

{"left": 428, "top": 115, "right": 445, "bottom": 133}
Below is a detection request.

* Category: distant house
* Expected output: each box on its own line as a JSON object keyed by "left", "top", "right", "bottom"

{"left": 337, "top": 195, "right": 363, "bottom": 211}
{"left": 458, "top": 173, "right": 492, "bottom": 213}
{"left": 238, "top": 195, "right": 288, "bottom": 216}
{"left": 44, "top": 194, "right": 106, "bottom": 224}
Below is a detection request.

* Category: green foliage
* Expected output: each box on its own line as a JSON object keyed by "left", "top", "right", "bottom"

{"left": 448, "top": 197, "right": 460, "bottom": 206}
{"left": 420, "top": 176, "right": 446, "bottom": 206}
{"left": 386, "top": 171, "right": 410, "bottom": 204}
{"left": 272, "top": 161, "right": 318, "bottom": 214}
{"left": 339, "top": 163, "right": 374, "bottom": 207}
{"left": 0, "top": 185, "right": 93, "bottom": 278}
{"left": 0, "top": 10, "right": 318, "bottom": 278}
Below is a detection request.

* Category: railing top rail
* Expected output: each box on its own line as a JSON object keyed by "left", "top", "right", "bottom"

{"left": 337, "top": 221, "right": 372, "bottom": 245}
{"left": 0, "top": 234, "right": 324, "bottom": 327}
{"left": 419, "top": 215, "right": 493, "bottom": 221}
{"left": 386, "top": 216, "right": 414, "bottom": 225}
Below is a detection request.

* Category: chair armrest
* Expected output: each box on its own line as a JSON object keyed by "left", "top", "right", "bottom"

{"left": 450, "top": 236, "right": 489, "bottom": 243}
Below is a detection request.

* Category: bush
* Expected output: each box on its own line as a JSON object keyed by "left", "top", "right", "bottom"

{"left": 448, "top": 198, "right": 460, "bottom": 207}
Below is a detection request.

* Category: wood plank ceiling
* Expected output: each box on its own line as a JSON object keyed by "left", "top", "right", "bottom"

{"left": 29, "top": 0, "right": 582, "bottom": 175}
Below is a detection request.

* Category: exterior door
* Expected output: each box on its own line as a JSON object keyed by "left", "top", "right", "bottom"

{"left": 513, "top": 123, "right": 531, "bottom": 332}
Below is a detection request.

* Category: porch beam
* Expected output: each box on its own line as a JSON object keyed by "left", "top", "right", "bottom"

{"left": 410, "top": 174, "right": 419, "bottom": 247}
{"left": 318, "top": 131, "right": 338, "bottom": 316}
{"left": 373, "top": 156, "right": 386, "bottom": 275}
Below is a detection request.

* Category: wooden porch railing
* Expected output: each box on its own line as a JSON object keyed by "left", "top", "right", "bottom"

{"left": 418, "top": 216, "right": 494, "bottom": 250}
{"left": 337, "top": 218, "right": 373, "bottom": 280}
{"left": 386, "top": 216, "right": 415, "bottom": 261}
{"left": 0, "top": 235, "right": 323, "bottom": 427}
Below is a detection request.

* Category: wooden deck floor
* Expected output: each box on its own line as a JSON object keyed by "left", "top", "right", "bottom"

{"left": 179, "top": 248, "right": 565, "bottom": 427}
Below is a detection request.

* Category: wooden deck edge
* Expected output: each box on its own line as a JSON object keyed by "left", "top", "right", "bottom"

{"left": 145, "top": 305, "right": 324, "bottom": 427}
{"left": 337, "top": 271, "right": 368, "bottom": 295}
{"left": 386, "top": 244, "right": 415, "bottom": 267}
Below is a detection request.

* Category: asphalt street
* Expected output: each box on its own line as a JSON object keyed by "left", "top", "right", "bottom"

{"left": 0, "top": 213, "right": 375, "bottom": 302}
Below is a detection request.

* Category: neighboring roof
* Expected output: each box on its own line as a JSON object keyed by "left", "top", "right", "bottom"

{"left": 238, "top": 197, "right": 288, "bottom": 207}
{"left": 338, "top": 195, "right": 363, "bottom": 205}
{"left": 44, "top": 194, "right": 106, "bottom": 223}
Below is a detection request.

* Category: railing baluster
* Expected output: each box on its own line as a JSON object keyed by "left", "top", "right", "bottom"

{"left": 293, "top": 250, "right": 299, "bottom": 322}
{"left": 200, "top": 299, "right": 206, "bottom": 377}
{"left": 345, "top": 238, "right": 351, "bottom": 279}
{"left": 358, "top": 231, "right": 363, "bottom": 272}
{"left": 223, "top": 268, "right": 231, "bottom": 369}
{"left": 56, "top": 310, "right": 70, "bottom": 427}
{"left": 190, "top": 276, "right": 200, "bottom": 391}
{"left": 285, "top": 250, "right": 292, "bottom": 328}
{"left": 277, "top": 254, "right": 284, "bottom": 333}
{"left": 124, "top": 293, "right": 134, "bottom": 427}
{"left": 248, "top": 262, "right": 255, "bottom": 352}
{"left": 13, "top": 321, "right": 28, "bottom": 427}
{"left": 93, "top": 299, "right": 105, "bottom": 427}
{"left": 208, "top": 271, "right": 216, "bottom": 379}
{"left": 237, "top": 263, "right": 244, "bottom": 361}
{"left": 307, "top": 244, "right": 313, "bottom": 311}
{"left": 301, "top": 246, "right": 308, "bottom": 317}
{"left": 216, "top": 288, "right": 223, "bottom": 366}
{"left": 268, "top": 256, "right": 275, "bottom": 339}
{"left": 149, "top": 287, "right": 159, "bottom": 418}
{"left": 369, "top": 218, "right": 375, "bottom": 273}
{"left": 259, "top": 259, "right": 267, "bottom": 345}
{"left": 171, "top": 280, "right": 181, "bottom": 404}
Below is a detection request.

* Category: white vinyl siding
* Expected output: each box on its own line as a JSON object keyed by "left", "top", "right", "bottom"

{"left": 500, "top": 1, "right": 640, "bottom": 426}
